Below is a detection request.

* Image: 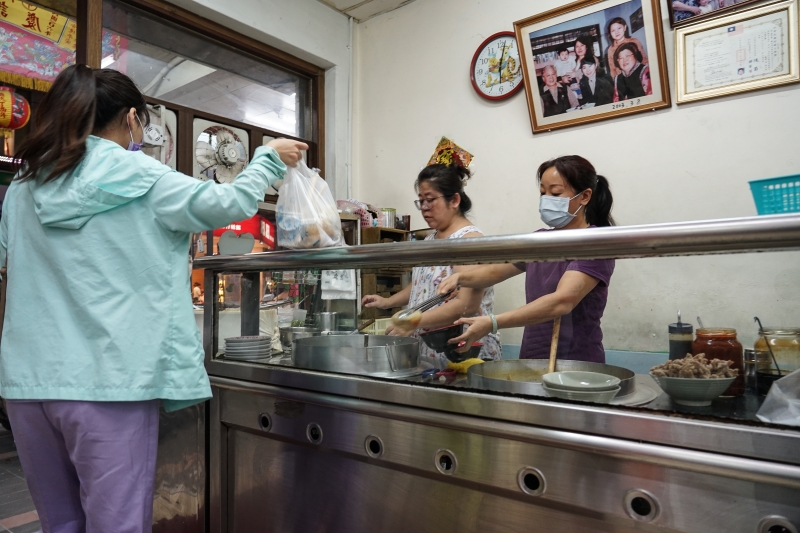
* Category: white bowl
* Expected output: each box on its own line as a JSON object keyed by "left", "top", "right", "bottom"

{"left": 542, "top": 384, "right": 620, "bottom": 404}
{"left": 650, "top": 375, "right": 735, "bottom": 406}
{"left": 542, "top": 371, "right": 620, "bottom": 391}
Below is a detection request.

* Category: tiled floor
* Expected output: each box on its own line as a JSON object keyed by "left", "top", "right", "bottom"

{"left": 0, "top": 429, "right": 40, "bottom": 533}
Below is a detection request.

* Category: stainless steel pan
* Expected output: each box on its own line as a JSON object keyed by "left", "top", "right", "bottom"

{"left": 468, "top": 359, "right": 636, "bottom": 397}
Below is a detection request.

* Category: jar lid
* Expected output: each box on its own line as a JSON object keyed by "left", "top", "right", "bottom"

{"left": 668, "top": 322, "right": 693, "bottom": 334}
{"left": 380, "top": 207, "right": 396, "bottom": 212}
{"left": 696, "top": 328, "right": 737, "bottom": 336}
{"left": 758, "top": 327, "right": 800, "bottom": 335}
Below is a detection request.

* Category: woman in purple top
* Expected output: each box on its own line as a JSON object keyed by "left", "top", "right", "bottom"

{"left": 437, "top": 155, "right": 615, "bottom": 363}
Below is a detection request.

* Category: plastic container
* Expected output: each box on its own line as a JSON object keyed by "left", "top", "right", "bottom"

{"left": 379, "top": 208, "right": 396, "bottom": 228}
{"left": 692, "top": 328, "right": 744, "bottom": 397}
{"left": 754, "top": 327, "right": 800, "bottom": 374}
{"left": 749, "top": 174, "right": 800, "bottom": 214}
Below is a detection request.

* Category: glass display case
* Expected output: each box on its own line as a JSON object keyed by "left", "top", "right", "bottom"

{"left": 194, "top": 214, "right": 800, "bottom": 533}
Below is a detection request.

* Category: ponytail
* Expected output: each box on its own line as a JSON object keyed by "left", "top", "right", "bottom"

{"left": 586, "top": 174, "right": 615, "bottom": 227}
{"left": 15, "top": 65, "right": 148, "bottom": 183}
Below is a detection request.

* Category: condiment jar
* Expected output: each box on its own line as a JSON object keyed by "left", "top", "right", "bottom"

{"left": 668, "top": 321, "right": 694, "bottom": 360}
{"left": 754, "top": 327, "right": 800, "bottom": 374}
{"left": 692, "top": 328, "right": 744, "bottom": 396}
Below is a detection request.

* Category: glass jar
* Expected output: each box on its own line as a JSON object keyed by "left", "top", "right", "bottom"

{"left": 692, "top": 328, "right": 744, "bottom": 396}
{"left": 754, "top": 328, "right": 800, "bottom": 374}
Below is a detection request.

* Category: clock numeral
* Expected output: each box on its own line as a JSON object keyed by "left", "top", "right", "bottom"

{"left": 488, "top": 48, "right": 495, "bottom": 55}
{"left": 499, "top": 86, "right": 504, "bottom": 94}
{"left": 478, "top": 68, "right": 483, "bottom": 75}
{"left": 509, "top": 81, "right": 515, "bottom": 88}
{"left": 481, "top": 58, "right": 488, "bottom": 65}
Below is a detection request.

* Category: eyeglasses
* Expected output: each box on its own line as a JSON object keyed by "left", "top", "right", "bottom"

{"left": 414, "top": 195, "right": 449, "bottom": 210}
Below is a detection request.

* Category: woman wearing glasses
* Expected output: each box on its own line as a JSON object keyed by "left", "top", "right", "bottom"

{"left": 361, "top": 163, "right": 501, "bottom": 367}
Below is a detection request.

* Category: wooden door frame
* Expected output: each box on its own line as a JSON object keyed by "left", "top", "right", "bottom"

{"left": 75, "top": 0, "right": 325, "bottom": 172}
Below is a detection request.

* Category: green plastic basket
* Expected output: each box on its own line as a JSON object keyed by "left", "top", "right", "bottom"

{"left": 749, "top": 175, "right": 800, "bottom": 215}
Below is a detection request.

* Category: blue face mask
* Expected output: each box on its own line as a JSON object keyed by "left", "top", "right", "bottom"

{"left": 127, "top": 114, "right": 144, "bottom": 152}
{"left": 539, "top": 192, "right": 584, "bottom": 228}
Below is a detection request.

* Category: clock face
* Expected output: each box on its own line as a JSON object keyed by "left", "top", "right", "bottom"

{"left": 471, "top": 32, "right": 524, "bottom": 101}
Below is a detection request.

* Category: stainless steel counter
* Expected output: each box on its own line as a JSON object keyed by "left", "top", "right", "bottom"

{"left": 185, "top": 214, "right": 800, "bottom": 533}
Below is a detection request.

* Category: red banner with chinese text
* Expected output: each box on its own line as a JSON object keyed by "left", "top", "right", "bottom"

{"left": 0, "top": 1, "right": 127, "bottom": 91}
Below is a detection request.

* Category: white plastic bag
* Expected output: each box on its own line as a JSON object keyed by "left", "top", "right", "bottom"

{"left": 276, "top": 161, "right": 343, "bottom": 249}
{"left": 756, "top": 368, "right": 800, "bottom": 427}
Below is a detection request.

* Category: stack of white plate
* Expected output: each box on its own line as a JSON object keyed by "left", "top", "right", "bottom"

{"left": 224, "top": 336, "right": 272, "bottom": 360}
{"left": 541, "top": 371, "right": 621, "bottom": 404}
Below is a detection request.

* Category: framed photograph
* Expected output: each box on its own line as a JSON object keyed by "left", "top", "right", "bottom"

{"left": 667, "top": 0, "right": 760, "bottom": 28}
{"left": 675, "top": 0, "right": 799, "bottom": 103}
{"left": 514, "top": 0, "right": 670, "bottom": 134}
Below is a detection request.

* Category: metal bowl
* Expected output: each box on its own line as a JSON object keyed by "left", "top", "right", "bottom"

{"left": 279, "top": 327, "right": 321, "bottom": 350}
{"left": 292, "top": 335, "right": 420, "bottom": 377}
{"left": 468, "top": 359, "right": 636, "bottom": 397}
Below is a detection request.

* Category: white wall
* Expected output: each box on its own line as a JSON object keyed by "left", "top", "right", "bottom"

{"left": 167, "top": 0, "right": 352, "bottom": 198}
{"left": 352, "top": 0, "right": 800, "bottom": 350}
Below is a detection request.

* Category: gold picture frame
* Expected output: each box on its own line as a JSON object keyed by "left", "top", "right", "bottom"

{"left": 675, "top": 0, "right": 800, "bottom": 104}
{"left": 514, "top": 0, "right": 671, "bottom": 134}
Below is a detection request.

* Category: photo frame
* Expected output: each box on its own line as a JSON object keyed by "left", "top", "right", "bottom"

{"left": 514, "top": 0, "right": 670, "bottom": 134}
{"left": 667, "top": 0, "right": 761, "bottom": 28}
{"left": 675, "top": 0, "right": 799, "bottom": 103}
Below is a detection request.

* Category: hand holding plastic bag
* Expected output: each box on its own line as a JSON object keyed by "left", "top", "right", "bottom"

{"left": 756, "top": 368, "right": 800, "bottom": 427}
{"left": 276, "top": 161, "right": 343, "bottom": 249}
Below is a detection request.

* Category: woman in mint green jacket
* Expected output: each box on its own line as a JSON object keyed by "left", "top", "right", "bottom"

{"left": 0, "top": 65, "right": 306, "bottom": 533}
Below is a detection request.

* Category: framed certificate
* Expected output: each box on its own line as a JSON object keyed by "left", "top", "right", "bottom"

{"left": 675, "top": 0, "right": 800, "bottom": 104}
{"left": 514, "top": 0, "right": 670, "bottom": 134}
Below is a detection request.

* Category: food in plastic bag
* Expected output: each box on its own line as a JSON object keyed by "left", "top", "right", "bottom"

{"left": 277, "top": 161, "right": 343, "bottom": 249}
{"left": 756, "top": 368, "right": 800, "bottom": 427}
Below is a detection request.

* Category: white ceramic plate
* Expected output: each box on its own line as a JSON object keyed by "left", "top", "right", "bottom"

{"left": 610, "top": 382, "right": 659, "bottom": 406}
{"left": 542, "top": 371, "right": 621, "bottom": 391}
{"left": 542, "top": 384, "right": 620, "bottom": 404}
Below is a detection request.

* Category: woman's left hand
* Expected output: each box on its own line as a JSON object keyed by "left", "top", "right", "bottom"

{"left": 449, "top": 316, "right": 492, "bottom": 353}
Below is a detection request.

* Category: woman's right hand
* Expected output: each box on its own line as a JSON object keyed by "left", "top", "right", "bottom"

{"left": 362, "top": 294, "right": 388, "bottom": 309}
{"left": 267, "top": 139, "right": 309, "bottom": 167}
{"left": 437, "top": 273, "right": 460, "bottom": 296}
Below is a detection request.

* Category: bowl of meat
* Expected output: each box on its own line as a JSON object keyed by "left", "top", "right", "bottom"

{"left": 650, "top": 354, "right": 738, "bottom": 406}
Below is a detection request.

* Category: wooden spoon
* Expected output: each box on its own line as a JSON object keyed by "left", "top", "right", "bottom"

{"left": 548, "top": 317, "right": 562, "bottom": 374}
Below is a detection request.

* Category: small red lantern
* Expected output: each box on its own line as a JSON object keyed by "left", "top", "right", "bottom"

{"left": 0, "top": 87, "right": 30, "bottom": 131}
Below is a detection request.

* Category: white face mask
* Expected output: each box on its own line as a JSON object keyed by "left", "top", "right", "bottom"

{"left": 539, "top": 192, "right": 583, "bottom": 228}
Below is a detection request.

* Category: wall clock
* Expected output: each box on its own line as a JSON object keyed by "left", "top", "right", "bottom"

{"left": 470, "top": 31, "right": 524, "bottom": 101}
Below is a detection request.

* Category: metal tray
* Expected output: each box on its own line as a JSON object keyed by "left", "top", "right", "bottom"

{"left": 467, "top": 359, "right": 636, "bottom": 397}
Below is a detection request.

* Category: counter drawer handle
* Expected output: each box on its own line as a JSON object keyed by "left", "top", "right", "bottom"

{"left": 306, "top": 423, "right": 323, "bottom": 444}
{"left": 434, "top": 449, "right": 457, "bottom": 476}
{"left": 365, "top": 435, "right": 383, "bottom": 458}
{"left": 759, "top": 516, "right": 798, "bottom": 533}
{"left": 517, "top": 467, "right": 546, "bottom": 496}
{"left": 623, "top": 489, "right": 659, "bottom": 522}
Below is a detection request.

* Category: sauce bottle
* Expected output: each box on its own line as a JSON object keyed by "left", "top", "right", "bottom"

{"left": 668, "top": 313, "right": 693, "bottom": 360}
{"left": 692, "top": 328, "right": 744, "bottom": 397}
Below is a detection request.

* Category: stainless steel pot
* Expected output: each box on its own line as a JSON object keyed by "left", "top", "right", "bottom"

{"left": 279, "top": 327, "right": 321, "bottom": 351}
{"left": 292, "top": 335, "right": 421, "bottom": 378}
{"left": 467, "top": 359, "right": 636, "bottom": 397}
